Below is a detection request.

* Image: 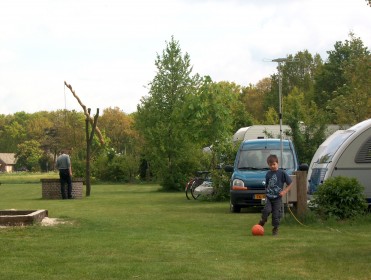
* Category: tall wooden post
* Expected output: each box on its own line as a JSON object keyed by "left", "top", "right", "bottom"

{"left": 63, "top": 81, "right": 104, "bottom": 196}
{"left": 85, "top": 108, "right": 99, "bottom": 197}
{"left": 295, "top": 171, "right": 308, "bottom": 217}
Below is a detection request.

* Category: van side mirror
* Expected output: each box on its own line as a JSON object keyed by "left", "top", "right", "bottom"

{"left": 224, "top": 165, "right": 234, "bottom": 172}
{"left": 298, "top": 163, "right": 309, "bottom": 171}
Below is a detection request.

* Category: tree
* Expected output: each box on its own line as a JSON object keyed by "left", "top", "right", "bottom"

{"left": 97, "top": 107, "right": 141, "bottom": 182}
{"left": 328, "top": 44, "right": 371, "bottom": 123}
{"left": 314, "top": 32, "right": 370, "bottom": 123}
{"left": 240, "top": 79, "right": 270, "bottom": 124}
{"left": 100, "top": 107, "right": 139, "bottom": 155}
{"left": 283, "top": 87, "right": 328, "bottom": 164}
{"left": 0, "top": 112, "right": 29, "bottom": 152}
{"left": 265, "top": 50, "right": 322, "bottom": 117}
{"left": 15, "top": 140, "right": 43, "bottom": 171}
{"left": 282, "top": 51, "right": 321, "bottom": 96}
{"left": 136, "top": 36, "right": 202, "bottom": 190}
{"left": 184, "top": 79, "right": 250, "bottom": 147}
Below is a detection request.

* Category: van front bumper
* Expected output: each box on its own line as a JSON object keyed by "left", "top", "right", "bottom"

{"left": 230, "top": 189, "right": 266, "bottom": 207}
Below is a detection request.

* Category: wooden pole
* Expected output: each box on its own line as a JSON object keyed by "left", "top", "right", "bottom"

{"left": 64, "top": 81, "right": 104, "bottom": 145}
{"left": 85, "top": 110, "right": 91, "bottom": 196}
{"left": 295, "top": 171, "right": 308, "bottom": 217}
{"left": 85, "top": 108, "right": 99, "bottom": 197}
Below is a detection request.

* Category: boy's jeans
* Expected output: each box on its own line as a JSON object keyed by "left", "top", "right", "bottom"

{"left": 261, "top": 197, "right": 282, "bottom": 228}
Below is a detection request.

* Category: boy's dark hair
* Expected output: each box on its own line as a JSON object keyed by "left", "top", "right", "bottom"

{"left": 267, "top": 154, "right": 279, "bottom": 164}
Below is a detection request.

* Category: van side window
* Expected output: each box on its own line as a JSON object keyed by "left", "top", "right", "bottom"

{"left": 355, "top": 137, "right": 371, "bottom": 163}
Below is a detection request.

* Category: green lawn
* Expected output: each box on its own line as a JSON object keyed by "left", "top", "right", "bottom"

{"left": 0, "top": 180, "right": 370, "bottom": 279}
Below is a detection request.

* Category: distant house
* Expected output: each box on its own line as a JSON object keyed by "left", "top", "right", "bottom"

{"left": 0, "top": 153, "right": 17, "bottom": 173}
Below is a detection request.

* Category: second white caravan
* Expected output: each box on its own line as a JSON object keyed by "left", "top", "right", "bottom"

{"left": 307, "top": 119, "right": 371, "bottom": 205}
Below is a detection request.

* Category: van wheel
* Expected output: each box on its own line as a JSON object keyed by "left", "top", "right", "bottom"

{"left": 230, "top": 201, "right": 241, "bottom": 213}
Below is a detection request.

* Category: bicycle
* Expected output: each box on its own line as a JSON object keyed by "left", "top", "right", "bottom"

{"left": 185, "top": 171, "right": 213, "bottom": 200}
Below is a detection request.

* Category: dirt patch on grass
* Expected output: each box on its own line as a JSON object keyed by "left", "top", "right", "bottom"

{"left": 41, "top": 217, "right": 69, "bottom": 226}
{"left": 0, "top": 217, "right": 70, "bottom": 228}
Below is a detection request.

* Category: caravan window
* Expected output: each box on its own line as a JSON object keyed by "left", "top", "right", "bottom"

{"left": 355, "top": 137, "right": 371, "bottom": 163}
{"left": 316, "top": 131, "right": 354, "bottom": 163}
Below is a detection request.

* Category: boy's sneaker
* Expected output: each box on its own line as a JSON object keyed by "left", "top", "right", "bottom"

{"left": 272, "top": 227, "right": 279, "bottom": 236}
{"left": 258, "top": 220, "right": 265, "bottom": 227}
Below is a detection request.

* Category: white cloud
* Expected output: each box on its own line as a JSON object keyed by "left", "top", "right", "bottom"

{"left": 0, "top": 0, "right": 370, "bottom": 115}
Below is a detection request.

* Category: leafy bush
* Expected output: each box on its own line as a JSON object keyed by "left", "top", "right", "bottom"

{"left": 93, "top": 153, "right": 137, "bottom": 183}
{"left": 209, "top": 168, "right": 230, "bottom": 201}
{"left": 208, "top": 140, "right": 238, "bottom": 201}
{"left": 312, "top": 176, "right": 367, "bottom": 220}
{"left": 71, "top": 158, "right": 86, "bottom": 178}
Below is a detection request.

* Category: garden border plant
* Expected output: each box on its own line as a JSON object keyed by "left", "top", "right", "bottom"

{"left": 311, "top": 176, "right": 368, "bottom": 220}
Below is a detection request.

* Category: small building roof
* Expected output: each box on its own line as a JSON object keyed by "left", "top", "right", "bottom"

{"left": 0, "top": 153, "right": 17, "bottom": 165}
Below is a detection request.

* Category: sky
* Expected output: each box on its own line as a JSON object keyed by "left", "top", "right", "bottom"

{"left": 0, "top": 0, "right": 370, "bottom": 115}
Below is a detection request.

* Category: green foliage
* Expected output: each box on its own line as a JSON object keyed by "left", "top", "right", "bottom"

{"left": 15, "top": 140, "right": 44, "bottom": 171}
{"left": 240, "top": 80, "right": 270, "bottom": 124}
{"left": 136, "top": 38, "right": 253, "bottom": 191}
{"left": 207, "top": 140, "right": 238, "bottom": 201}
{"left": 314, "top": 33, "right": 371, "bottom": 123}
{"left": 71, "top": 158, "right": 86, "bottom": 178}
{"left": 284, "top": 88, "right": 328, "bottom": 164}
{"left": 99, "top": 107, "right": 140, "bottom": 156}
{"left": 93, "top": 151, "right": 139, "bottom": 183}
{"left": 312, "top": 176, "right": 368, "bottom": 220}
{"left": 183, "top": 79, "right": 240, "bottom": 147}
{"left": 136, "top": 37, "right": 194, "bottom": 188}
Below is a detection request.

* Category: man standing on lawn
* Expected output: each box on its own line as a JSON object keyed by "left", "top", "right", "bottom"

{"left": 56, "top": 149, "right": 73, "bottom": 199}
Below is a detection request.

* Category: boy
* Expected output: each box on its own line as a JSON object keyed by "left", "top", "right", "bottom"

{"left": 258, "top": 154, "right": 292, "bottom": 236}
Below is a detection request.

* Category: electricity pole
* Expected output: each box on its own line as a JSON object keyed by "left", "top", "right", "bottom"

{"left": 272, "top": 58, "right": 287, "bottom": 165}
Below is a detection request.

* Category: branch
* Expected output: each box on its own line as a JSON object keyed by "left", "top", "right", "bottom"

{"left": 64, "top": 81, "right": 105, "bottom": 145}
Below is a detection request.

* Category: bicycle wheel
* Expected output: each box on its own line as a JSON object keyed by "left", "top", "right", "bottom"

{"left": 185, "top": 179, "right": 195, "bottom": 200}
{"left": 191, "top": 178, "right": 204, "bottom": 200}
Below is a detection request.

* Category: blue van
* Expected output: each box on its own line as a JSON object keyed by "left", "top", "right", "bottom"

{"left": 224, "top": 139, "right": 301, "bottom": 212}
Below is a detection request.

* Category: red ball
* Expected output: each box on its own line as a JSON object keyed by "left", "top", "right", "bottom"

{"left": 251, "top": 224, "right": 264, "bottom": 236}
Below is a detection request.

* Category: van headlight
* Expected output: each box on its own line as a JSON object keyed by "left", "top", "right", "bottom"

{"left": 231, "top": 179, "right": 247, "bottom": 190}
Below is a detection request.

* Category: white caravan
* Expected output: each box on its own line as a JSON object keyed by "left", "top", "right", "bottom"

{"left": 307, "top": 119, "right": 371, "bottom": 205}
{"left": 233, "top": 125, "right": 292, "bottom": 143}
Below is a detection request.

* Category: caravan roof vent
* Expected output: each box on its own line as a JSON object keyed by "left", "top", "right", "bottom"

{"left": 355, "top": 137, "right": 371, "bottom": 163}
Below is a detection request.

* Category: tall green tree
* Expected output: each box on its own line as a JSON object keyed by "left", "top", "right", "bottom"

{"left": 135, "top": 36, "right": 202, "bottom": 190}
{"left": 327, "top": 41, "right": 371, "bottom": 124}
{"left": 260, "top": 50, "right": 328, "bottom": 163}
{"left": 265, "top": 50, "right": 322, "bottom": 118}
{"left": 314, "top": 32, "right": 370, "bottom": 123}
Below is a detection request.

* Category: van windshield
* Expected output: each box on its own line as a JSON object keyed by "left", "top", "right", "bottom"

{"left": 237, "top": 149, "right": 295, "bottom": 170}
{"left": 315, "top": 131, "right": 354, "bottom": 163}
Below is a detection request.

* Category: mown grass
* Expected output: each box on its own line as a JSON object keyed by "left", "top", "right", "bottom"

{"left": 0, "top": 171, "right": 58, "bottom": 184}
{"left": 0, "top": 177, "right": 370, "bottom": 279}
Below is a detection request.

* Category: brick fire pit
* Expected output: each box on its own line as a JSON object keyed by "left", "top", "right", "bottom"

{"left": 0, "top": 210, "right": 48, "bottom": 226}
